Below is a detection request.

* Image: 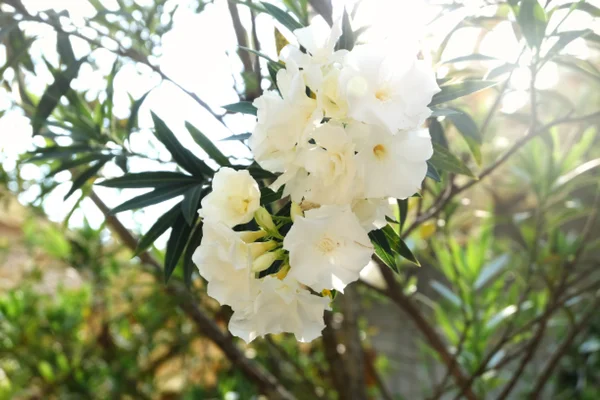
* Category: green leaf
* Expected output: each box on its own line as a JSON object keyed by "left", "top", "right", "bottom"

{"left": 99, "top": 171, "right": 202, "bottom": 188}
{"left": 64, "top": 158, "right": 110, "bottom": 200}
{"left": 447, "top": 110, "right": 482, "bottom": 165}
{"left": 185, "top": 122, "right": 230, "bottom": 167}
{"left": 0, "top": 36, "right": 36, "bottom": 78}
{"left": 429, "top": 80, "right": 498, "bottom": 106}
{"left": 260, "top": 186, "right": 284, "bottom": 205}
{"left": 49, "top": 153, "right": 113, "bottom": 177}
{"left": 486, "top": 63, "right": 517, "bottom": 80}
{"left": 151, "top": 112, "right": 212, "bottom": 177}
{"left": 127, "top": 90, "right": 151, "bottom": 136}
{"left": 56, "top": 32, "right": 76, "bottom": 65}
{"left": 7, "top": 27, "right": 35, "bottom": 73}
{"left": 181, "top": 185, "right": 206, "bottom": 225}
{"left": 165, "top": 213, "right": 196, "bottom": 282}
{"left": 337, "top": 9, "right": 354, "bottom": 51}
{"left": 33, "top": 58, "right": 86, "bottom": 134}
{"left": 429, "top": 118, "right": 448, "bottom": 148}
{"left": 430, "top": 142, "right": 476, "bottom": 178}
{"left": 381, "top": 225, "right": 419, "bottom": 266}
{"left": 238, "top": 45, "right": 280, "bottom": 64}
{"left": 430, "top": 108, "right": 461, "bottom": 117}
{"left": 222, "top": 101, "right": 258, "bottom": 116}
{"left": 474, "top": 254, "right": 510, "bottom": 289}
{"left": 370, "top": 229, "right": 399, "bottom": 273}
{"left": 430, "top": 280, "right": 461, "bottom": 307}
{"left": 442, "top": 54, "right": 498, "bottom": 64}
{"left": 426, "top": 161, "right": 441, "bottom": 182}
{"left": 260, "top": 2, "right": 303, "bottom": 32}
{"left": 111, "top": 184, "right": 196, "bottom": 214}
{"left": 398, "top": 199, "right": 408, "bottom": 232}
{"left": 545, "top": 30, "right": 592, "bottom": 60}
{"left": 558, "top": 2, "right": 600, "bottom": 17}
{"left": 268, "top": 61, "right": 284, "bottom": 86}
{"left": 222, "top": 133, "right": 251, "bottom": 141}
{"left": 182, "top": 222, "right": 203, "bottom": 288}
{"left": 135, "top": 202, "right": 182, "bottom": 255}
{"left": 514, "top": 0, "right": 547, "bottom": 49}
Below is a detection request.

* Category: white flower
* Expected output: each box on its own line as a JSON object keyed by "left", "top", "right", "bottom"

{"left": 192, "top": 222, "right": 275, "bottom": 309}
{"left": 280, "top": 16, "right": 347, "bottom": 91}
{"left": 354, "top": 124, "right": 432, "bottom": 199}
{"left": 250, "top": 62, "right": 321, "bottom": 173}
{"left": 283, "top": 205, "right": 374, "bottom": 292}
{"left": 351, "top": 198, "right": 394, "bottom": 232}
{"left": 273, "top": 122, "right": 359, "bottom": 205}
{"left": 340, "top": 41, "right": 440, "bottom": 133}
{"left": 199, "top": 167, "right": 260, "bottom": 228}
{"left": 318, "top": 67, "right": 348, "bottom": 119}
{"left": 228, "top": 276, "right": 331, "bottom": 343}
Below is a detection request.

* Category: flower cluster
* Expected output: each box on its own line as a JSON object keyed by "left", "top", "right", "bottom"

{"left": 193, "top": 16, "right": 439, "bottom": 342}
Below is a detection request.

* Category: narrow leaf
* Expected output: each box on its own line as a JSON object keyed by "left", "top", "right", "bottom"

{"left": 430, "top": 280, "right": 461, "bottom": 307}
{"left": 260, "top": 2, "right": 303, "bottom": 32}
{"left": 151, "top": 112, "right": 212, "bottom": 177}
{"left": 98, "top": 171, "right": 201, "bottom": 188}
{"left": 369, "top": 229, "right": 399, "bottom": 273}
{"left": 185, "top": 122, "right": 230, "bottom": 167}
{"left": 135, "top": 202, "right": 182, "bottom": 255}
{"left": 222, "top": 101, "right": 258, "bottom": 116}
{"left": 516, "top": 0, "right": 547, "bottom": 49}
{"left": 442, "top": 54, "right": 498, "bottom": 64}
{"left": 221, "top": 133, "right": 251, "bottom": 141}
{"left": 382, "top": 225, "right": 419, "bottom": 266}
{"left": 181, "top": 185, "right": 206, "bottom": 225}
{"left": 429, "top": 80, "right": 498, "bottom": 106}
{"left": 111, "top": 184, "right": 196, "bottom": 214}
{"left": 127, "top": 90, "right": 151, "bottom": 136}
{"left": 474, "top": 254, "right": 510, "bottom": 289}
{"left": 426, "top": 161, "right": 441, "bottom": 182}
{"left": 398, "top": 199, "right": 408, "bottom": 232}
{"left": 64, "top": 158, "right": 109, "bottom": 200}
{"left": 165, "top": 213, "right": 195, "bottom": 282}
{"left": 430, "top": 142, "right": 476, "bottom": 178}
{"left": 337, "top": 9, "right": 354, "bottom": 51}
{"left": 182, "top": 222, "right": 204, "bottom": 288}
{"left": 260, "top": 185, "right": 284, "bottom": 205}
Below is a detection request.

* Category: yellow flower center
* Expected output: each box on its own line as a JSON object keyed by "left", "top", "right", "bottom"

{"left": 373, "top": 144, "right": 387, "bottom": 160}
{"left": 316, "top": 236, "right": 339, "bottom": 254}
{"left": 375, "top": 86, "right": 392, "bottom": 102}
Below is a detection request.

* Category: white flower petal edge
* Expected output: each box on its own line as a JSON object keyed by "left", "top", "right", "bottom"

{"left": 355, "top": 124, "right": 432, "bottom": 199}
{"left": 192, "top": 221, "right": 253, "bottom": 309}
{"left": 351, "top": 198, "right": 394, "bottom": 232}
{"left": 198, "top": 167, "right": 260, "bottom": 228}
{"left": 284, "top": 205, "right": 374, "bottom": 292}
{"left": 340, "top": 41, "right": 440, "bottom": 133}
{"left": 228, "top": 276, "right": 331, "bottom": 343}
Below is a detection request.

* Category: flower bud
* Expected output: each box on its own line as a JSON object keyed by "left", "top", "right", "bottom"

{"left": 249, "top": 240, "right": 278, "bottom": 259}
{"left": 254, "top": 207, "right": 277, "bottom": 233}
{"left": 252, "top": 249, "right": 284, "bottom": 273}
{"left": 276, "top": 263, "right": 291, "bottom": 280}
{"left": 290, "top": 202, "right": 304, "bottom": 222}
{"left": 239, "top": 230, "right": 267, "bottom": 243}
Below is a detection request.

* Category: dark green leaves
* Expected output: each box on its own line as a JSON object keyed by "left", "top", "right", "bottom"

{"left": 127, "top": 90, "right": 151, "bottom": 136}
{"left": 426, "top": 161, "right": 441, "bottom": 182}
{"left": 164, "top": 213, "right": 196, "bottom": 283}
{"left": 260, "top": 2, "right": 303, "bottom": 32}
{"left": 135, "top": 201, "right": 182, "bottom": 255}
{"left": 512, "top": 0, "right": 547, "bottom": 49}
{"left": 430, "top": 142, "right": 476, "bottom": 178}
{"left": 64, "top": 158, "right": 110, "bottom": 200}
{"left": 183, "top": 222, "right": 204, "bottom": 287}
{"left": 99, "top": 171, "right": 202, "bottom": 188}
{"left": 260, "top": 186, "right": 284, "bottom": 205}
{"left": 370, "top": 225, "right": 419, "bottom": 273}
{"left": 185, "top": 122, "right": 230, "bottom": 167}
{"left": 151, "top": 112, "right": 213, "bottom": 177}
{"left": 222, "top": 101, "right": 258, "bottom": 116}
{"left": 429, "top": 80, "right": 498, "bottom": 106}
{"left": 181, "top": 185, "right": 206, "bottom": 225}
{"left": 337, "top": 9, "right": 354, "bottom": 51}
{"left": 446, "top": 110, "right": 482, "bottom": 165}
{"left": 110, "top": 184, "right": 198, "bottom": 214}
{"left": 33, "top": 58, "right": 86, "bottom": 135}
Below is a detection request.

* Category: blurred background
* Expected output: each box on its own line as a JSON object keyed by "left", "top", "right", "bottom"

{"left": 0, "top": 0, "right": 599, "bottom": 399}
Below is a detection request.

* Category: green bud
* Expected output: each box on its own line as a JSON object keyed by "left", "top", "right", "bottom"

{"left": 249, "top": 240, "right": 278, "bottom": 259}
{"left": 252, "top": 249, "right": 285, "bottom": 273}
{"left": 254, "top": 207, "right": 277, "bottom": 233}
{"left": 239, "top": 230, "right": 267, "bottom": 243}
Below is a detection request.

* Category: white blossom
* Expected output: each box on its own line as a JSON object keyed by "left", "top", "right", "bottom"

{"left": 250, "top": 62, "right": 321, "bottom": 173}
{"left": 354, "top": 124, "right": 432, "bottom": 199}
{"left": 280, "top": 16, "right": 347, "bottom": 91}
{"left": 283, "top": 205, "right": 374, "bottom": 292}
{"left": 199, "top": 167, "right": 260, "bottom": 228}
{"left": 351, "top": 198, "right": 394, "bottom": 232}
{"left": 228, "top": 276, "right": 331, "bottom": 343}
{"left": 192, "top": 222, "right": 275, "bottom": 309}
{"left": 340, "top": 41, "right": 440, "bottom": 133}
{"left": 273, "top": 122, "right": 360, "bottom": 205}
